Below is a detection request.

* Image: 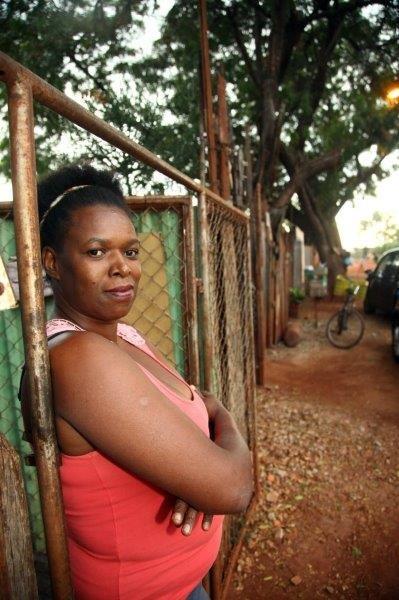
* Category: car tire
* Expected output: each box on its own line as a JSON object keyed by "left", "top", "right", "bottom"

{"left": 363, "top": 295, "right": 375, "bottom": 314}
{"left": 392, "top": 324, "right": 399, "bottom": 363}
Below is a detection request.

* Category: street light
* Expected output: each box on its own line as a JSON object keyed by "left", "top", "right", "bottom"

{"left": 385, "top": 82, "right": 399, "bottom": 107}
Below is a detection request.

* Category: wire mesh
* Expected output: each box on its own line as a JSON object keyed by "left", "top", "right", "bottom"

{"left": 0, "top": 212, "right": 46, "bottom": 552}
{"left": 200, "top": 196, "right": 256, "bottom": 591}
{"left": 0, "top": 53, "right": 257, "bottom": 599}
{"left": 126, "top": 199, "right": 195, "bottom": 381}
{"left": 0, "top": 197, "right": 197, "bottom": 556}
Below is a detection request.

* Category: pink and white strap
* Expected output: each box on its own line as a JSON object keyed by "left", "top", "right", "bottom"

{"left": 46, "top": 318, "right": 146, "bottom": 347}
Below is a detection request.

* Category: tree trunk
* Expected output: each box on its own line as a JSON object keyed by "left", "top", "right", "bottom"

{"left": 291, "top": 201, "right": 345, "bottom": 295}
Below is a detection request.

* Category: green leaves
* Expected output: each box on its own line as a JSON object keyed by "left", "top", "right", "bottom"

{"left": 0, "top": 0, "right": 397, "bottom": 214}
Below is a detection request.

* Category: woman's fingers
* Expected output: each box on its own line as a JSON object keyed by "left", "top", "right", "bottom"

{"left": 181, "top": 506, "right": 198, "bottom": 536}
{"left": 202, "top": 514, "right": 213, "bottom": 531}
{"left": 172, "top": 498, "right": 188, "bottom": 526}
{"left": 172, "top": 498, "right": 212, "bottom": 535}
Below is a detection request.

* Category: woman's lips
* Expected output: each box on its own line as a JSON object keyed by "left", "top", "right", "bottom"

{"left": 105, "top": 285, "right": 134, "bottom": 301}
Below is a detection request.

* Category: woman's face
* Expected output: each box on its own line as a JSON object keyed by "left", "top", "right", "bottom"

{"left": 44, "top": 204, "right": 141, "bottom": 322}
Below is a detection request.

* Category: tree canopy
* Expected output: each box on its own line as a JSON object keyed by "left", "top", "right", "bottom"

{"left": 1, "top": 0, "right": 398, "bottom": 261}
{"left": 141, "top": 0, "right": 399, "bottom": 267}
{"left": 0, "top": 0, "right": 159, "bottom": 189}
{"left": 360, "top": 210, "right": 399, "bottom": 256}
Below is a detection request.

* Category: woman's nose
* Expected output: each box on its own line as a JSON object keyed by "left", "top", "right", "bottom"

{"left": 110, "top": 254, "right": 130, "bottom": 276}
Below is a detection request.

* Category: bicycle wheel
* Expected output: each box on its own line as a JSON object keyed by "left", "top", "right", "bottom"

{"left": 326, "top": 309, "right": 365, "bottom": 349}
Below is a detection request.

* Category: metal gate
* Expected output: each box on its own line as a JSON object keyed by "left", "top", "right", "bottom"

{"left": 0, "top": 51, "right": 258, "bottom": 599}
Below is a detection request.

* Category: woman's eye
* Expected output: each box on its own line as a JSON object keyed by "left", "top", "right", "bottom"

{"left": 88, "top": 249, "right": 105, "bottom": 257}
{"left": 126, "top": 249, "right": 139, "bottom": 258}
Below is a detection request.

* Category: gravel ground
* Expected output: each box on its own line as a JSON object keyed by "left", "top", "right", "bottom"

{"left": 228, "top": 307, "right": 399, "bottom": 600}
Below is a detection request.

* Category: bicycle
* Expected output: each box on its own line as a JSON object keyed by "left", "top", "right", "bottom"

{"left": 326, "top": 285, "right": 365, "bottom": 349}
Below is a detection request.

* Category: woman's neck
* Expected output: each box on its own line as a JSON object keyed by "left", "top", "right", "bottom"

{"left": 53, "top": 305, "right": 119, "bottom": 343}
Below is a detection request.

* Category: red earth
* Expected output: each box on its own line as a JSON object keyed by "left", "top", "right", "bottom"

{"left": 226, "top": 299, "right": 399, "bottom": 600}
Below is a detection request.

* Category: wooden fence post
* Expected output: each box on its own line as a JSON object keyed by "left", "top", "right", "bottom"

{"left": 0, "top": 433, "right": 38, "bottom": 599}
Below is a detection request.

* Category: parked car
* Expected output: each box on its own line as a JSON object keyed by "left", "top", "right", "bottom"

{"left": 392, "top": 306, "right": 399, "bottom": 363}
{"left": 363, "top": 247, "right": 399, "bottom": 314}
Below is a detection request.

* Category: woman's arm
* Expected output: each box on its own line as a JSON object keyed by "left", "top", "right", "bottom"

{"left": 50, "top": 332, "right": 253, "bottom": 515}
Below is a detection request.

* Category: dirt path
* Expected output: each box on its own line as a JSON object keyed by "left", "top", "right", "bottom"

{"left": 227, "top": 300, "right": 399, "bottom": 600}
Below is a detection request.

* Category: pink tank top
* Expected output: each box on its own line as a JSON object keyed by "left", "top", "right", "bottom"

{"left": 47, "top": 319, "right": 223, "bottom": 600}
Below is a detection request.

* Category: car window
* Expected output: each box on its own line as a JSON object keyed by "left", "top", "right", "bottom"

{"left": 376, "top": 254, "right": 394, "bottom": 275}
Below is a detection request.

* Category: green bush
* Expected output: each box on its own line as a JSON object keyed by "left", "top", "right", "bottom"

{"left": 290, "top": 287, "right": 306, "bottom": 304}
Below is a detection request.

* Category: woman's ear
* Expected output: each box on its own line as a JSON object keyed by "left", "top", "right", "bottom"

{"left": 42, "top": 246, "right": 60, "bottom": 280}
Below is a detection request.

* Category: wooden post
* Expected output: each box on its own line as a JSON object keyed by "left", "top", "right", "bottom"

{"left": 0, "top": 434, "right": 38, "bottom": 599}
{"left": 244, "top": 124, "right": 253, "bottom": 208}
{"left": 198, "top": 0, "right": 218, "bottom": 193}
{"left": 216, "top": 72, "right": 231, "bottom": 201}
{"left": 252, "top": 184, "right": 267, "bottom": 384}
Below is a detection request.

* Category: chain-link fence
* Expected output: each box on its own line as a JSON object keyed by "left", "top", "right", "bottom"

{"left": 0, "top": 196, "right": 198, "bottom": 557}
{"left": 198, "top": 196, "right": 257, "bottom": 598}
{"left": 126, "top": 197, "right": 198, "bottom": 383}
{"left": 1, "top": 193, "right": 257, "bottom": 596}
{"left": 0, "top": 209, "right": 46, "bottom": 552}
{"left": 0, "top": 52, "right": 257, "bottom": 599}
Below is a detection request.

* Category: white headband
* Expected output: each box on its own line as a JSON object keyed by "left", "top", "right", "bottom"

{"left": 39, "top": 185, "right": 90, "bottom": 227}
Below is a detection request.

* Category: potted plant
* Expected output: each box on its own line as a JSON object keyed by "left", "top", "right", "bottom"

{"left": 289, "top": 287, "right": 305, "bottom": 318}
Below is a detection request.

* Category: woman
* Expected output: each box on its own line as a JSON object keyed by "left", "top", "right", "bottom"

{"left": 21, "top": 165, "right": 253, "bottom": 600}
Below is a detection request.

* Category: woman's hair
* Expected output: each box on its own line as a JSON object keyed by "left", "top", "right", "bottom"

{"left": 38, "top": 164, "right": 131, "bottom": 250}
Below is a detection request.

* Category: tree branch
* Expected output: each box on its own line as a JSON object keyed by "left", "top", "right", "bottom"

{"left": 226, "top": 5, "right": 260, "bottom": 87}
{"left": 297, "top": 15, "right": 344, "bottom": 150}
{"left": 275, "top": 148, "right": 341, "bottom": 208}
{"left": 67, "top": 51, "right": 110, "bottom": 97}
{"left": 332, "top": 153, "right": 388, "bottom": 215}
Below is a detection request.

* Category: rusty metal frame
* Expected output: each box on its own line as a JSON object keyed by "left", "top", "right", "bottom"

{"left": 5, "top": 75, "right": 73, "bottom": 597}
{"left": 199, "top": 0, "right": 218, "bottom": 194}
{"left": 0, "top": 52, "right": 225, "bottom": 202}
{"left": 0, "top": 50, "right": 257, "bottom": 599}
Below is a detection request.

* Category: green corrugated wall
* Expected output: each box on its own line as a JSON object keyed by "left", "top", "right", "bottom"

{"left": 0, "top": 208, "right": 184, "bottom": 551}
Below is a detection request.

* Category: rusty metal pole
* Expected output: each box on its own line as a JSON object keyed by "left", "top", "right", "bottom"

{"left": 198, "top": 191, "right": 213, "bottom": 394}
{"left": 198, "top": 109, "right": 222, "bottom": 600}
{"left": 183, "top": 201, "right": 200, "bottom": 388}
{"left": 0, "top": 53, "right": 237, "bottom": 209}
{"left": 198, "top": 114, "right": 214, "bottom": 394}
{"left": 7, "top": 78, "right": 73, "bottom": 599}
{"left": 216, "top": 72, "right": 231, "bottom": 202}
{"left": 198, "top": 0, "right": 219, "bottom": 194}
{"left": 198, "top": 189, "right": 223, "bottom": 600}
{"left": 253, "top": 184, "right": 267, "bottom": 384}
{"left": 245, "top": 220, "right": 261, "bottom": 500}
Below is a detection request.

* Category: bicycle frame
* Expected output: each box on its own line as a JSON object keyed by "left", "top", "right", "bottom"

{"left": 326, "top": 284, "right": 365, "bottom": 349}
{"left": 337, "top": 286, "right": 360, "bottom": 333}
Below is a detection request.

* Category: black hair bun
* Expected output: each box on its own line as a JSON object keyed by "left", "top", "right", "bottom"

{"left": 37, "top": 164, "right": 123, "bottom": 218}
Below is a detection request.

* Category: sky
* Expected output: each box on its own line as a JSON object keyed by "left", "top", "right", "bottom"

{"left": 336, "top": 157, "right": 399, "bottom": 251}
{"left": 0, "top": 0, "right": 398, "bottom": 251}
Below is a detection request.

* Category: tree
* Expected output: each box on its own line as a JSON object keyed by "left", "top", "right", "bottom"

{"left": 135, "top": 0, "right": 399, "bottom": 281}
{"left": 0, "top": 0, "right": 160, "bottom": 189}
{"left": 1, "top": 0, "right": 398, "bottom": 279}
{"left": 360, "top": 210, "right": 399, "bottom": 257}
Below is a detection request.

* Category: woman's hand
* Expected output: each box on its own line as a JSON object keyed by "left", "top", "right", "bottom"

{"left": 198, "top": 390, "right": 224, "bottom": 422}
{"left": 172, "top": 498, "right": 213, "bottom": 536}
{"left": 169, "top": 389, "right": 222, "bottom": 534}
